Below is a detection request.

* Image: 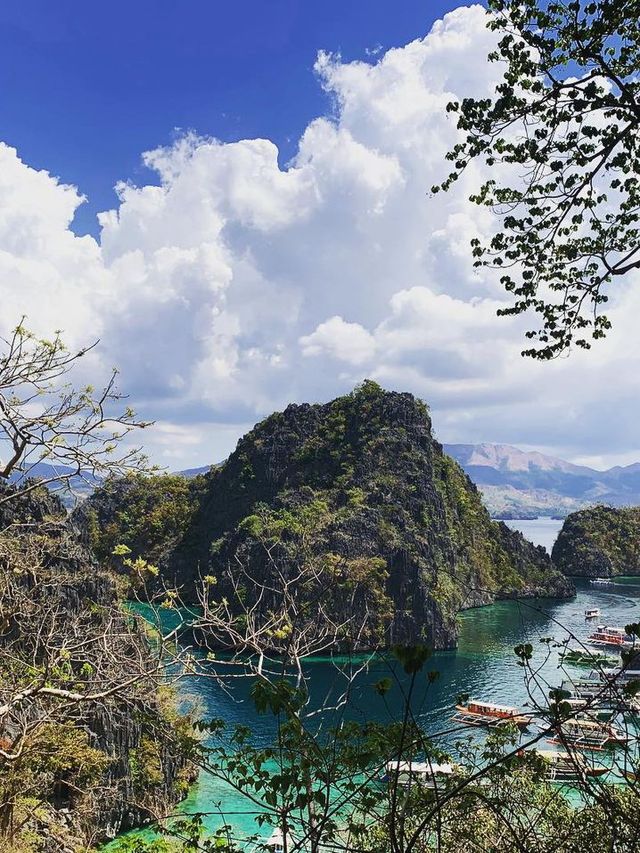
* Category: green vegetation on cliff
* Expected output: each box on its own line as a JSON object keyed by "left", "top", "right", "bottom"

{"left": 0, "top": 486, "right": 194, "bottom": 852}
{"left": 79, "top": 473, "right": 207, "bottom": 566}
{"left": 553, "top": 505, "right": 640, "bottom": 578}
{"left": 87, "top": 383, "right": 572, "bottom": 651}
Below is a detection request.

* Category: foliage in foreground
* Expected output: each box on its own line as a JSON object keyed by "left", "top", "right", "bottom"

{"left": 108, "top": 636, "right": 640, "bottom": 853}
{"left": 438, "top": 0, "right": 640, "bottom": 358}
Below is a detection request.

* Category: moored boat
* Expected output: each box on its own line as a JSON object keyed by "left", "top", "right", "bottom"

{"left": 548, "top": 695, "right": 613, "bottom": 721}
{"left": 262, "top": 827, "right": 297, "bottom": 852}
{"left": 523, "top": 749, "right": 608, "bottom": 782}
{"left": 560, "top": 647, "right": 618, "bottom": 667}
{"left": 547, "top": 716, "right": 631, "bottom": 750}
{"left": 590, "top": 667, "right": 640, "bottom": 684}
{"left": 384, "top": 760, "right": 457, "bottom": 788}
{"left": 560, "top": 678, "right": 640, "bottom": 714}
{"left": 453, "top": 700, "right": 531, "bottom": 730}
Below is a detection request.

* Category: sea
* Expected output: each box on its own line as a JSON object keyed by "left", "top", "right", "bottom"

{"left": 105, "top": 519, "right": 640, "bottom": 849}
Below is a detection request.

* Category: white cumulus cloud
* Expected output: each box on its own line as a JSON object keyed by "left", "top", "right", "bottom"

{"left": 1, "top": 4, "right": 639, "bottom": 467}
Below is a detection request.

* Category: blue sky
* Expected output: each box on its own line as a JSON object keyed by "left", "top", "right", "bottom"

{"left": 0, "top": 1, "right": 460, "bottom": 236}
{"left": 1, "top": 2, "right": 639, "bottom": 470}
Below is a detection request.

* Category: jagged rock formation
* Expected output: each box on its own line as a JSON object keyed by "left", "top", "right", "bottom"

{"left": 99, "top": 383, "right": 571, "bottom": 651}
{"left": 0, "top": 483, "right": 194, "bottom": 851}
{"left": 552, "top": 505, "right": 640, "bottom": 577}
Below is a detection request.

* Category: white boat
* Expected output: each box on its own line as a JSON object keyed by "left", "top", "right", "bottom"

{"left": 547, "top": 716, "right": 630, "bottom": 750}
{"left": 560, "top": 678, "right": 640, "bottom": 714}
{"left": 585, "top": 607, "right": 600, "bottom": 619}
{"left": 523, "top": 749, "right": 608, "bottom": 781}
{"left": 590, "top": 668, "right": 640, "bottom": 684}
{"left": 385, "top": 760, "right": 457, "bottom": 788}
{"left": 590, "top": 578, "right": 614, "bottom": 586}
{"left": 262, "top": 827, "right": 297, "bottom": 852}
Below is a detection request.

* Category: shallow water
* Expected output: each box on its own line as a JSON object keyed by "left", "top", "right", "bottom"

{"left": 106, "top": 518, "right": 640, "bottom": 849}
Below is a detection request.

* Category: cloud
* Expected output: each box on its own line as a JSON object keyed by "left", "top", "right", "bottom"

{"left": 300, "top": 316, "right": 376, "bottom": 365}
{"left": 1, "top": 4, "right": 639, "bottom": 467}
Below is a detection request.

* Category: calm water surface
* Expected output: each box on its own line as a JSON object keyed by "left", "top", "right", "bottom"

{"left": 108, "top": 518, "right": 640, "bottom": 848}
{"left": 504, "top": 517, "right": 564, "bottom": 552}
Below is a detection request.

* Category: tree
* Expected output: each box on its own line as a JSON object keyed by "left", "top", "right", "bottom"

{"left": 0, "top": 322, "right": 197, "bottom": 850}
{"left": 436, "top": 0, "right": 640, "bottom": 359}
{"left": 0, "top": 319, "right": 150, "bottom": 503}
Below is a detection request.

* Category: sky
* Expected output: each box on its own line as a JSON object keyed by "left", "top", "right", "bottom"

{"left": 1, "top": 1, "right": 639, "bottom": 470}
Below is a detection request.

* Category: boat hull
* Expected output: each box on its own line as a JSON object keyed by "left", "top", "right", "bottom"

{"left": 454, "top": 705, "right": 530, "bottom": 731}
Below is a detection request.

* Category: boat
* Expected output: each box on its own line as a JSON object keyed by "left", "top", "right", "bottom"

{"left": 560, "top": 647, "right": 618, "bottom": 667}
{"left": 262, "top": 827, "right": 297, "bottom": 852}
{"left": 587, "top": 625, "right": 635, "bottom": 649}
{"left": 547, "top": 716, "right": 631, "bottom": 750}
{"left": 590, "top": 667, "right": 640, "bottom": 685}
{"left": 560, "top": 678, "right": 640, "bottom": 714}
{"left": 384, "top": 760, "right": 457, "bottom": 788}
{"left": 453, "top": 700, "right": 531, "bottom": 730}
{"left": 585, "top": 607, "right": 601, "bottom": 619}
{"left": 550, "top": 696, "right": 614, "bottom": 721}
{"left": 523, "top": 749, "right": 608, "bottom": 782}
{"left": 590, "top": 578, "right": 614, "bottom": 586}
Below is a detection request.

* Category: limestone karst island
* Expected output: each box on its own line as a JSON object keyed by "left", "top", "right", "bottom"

{"left": 2, "top": 2, "right": 640, "bottom": 851}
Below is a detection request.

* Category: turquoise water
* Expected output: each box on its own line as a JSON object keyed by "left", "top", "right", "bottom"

{"left": 107, "top": 520, "right": 640, "bottom": 849}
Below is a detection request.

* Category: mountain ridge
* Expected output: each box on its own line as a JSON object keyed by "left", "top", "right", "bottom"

{"left": 16, "top": 443, "right": 640, "bottom": 521}
{"left": 444, "top": 443, "right": 640, "bottom": 518}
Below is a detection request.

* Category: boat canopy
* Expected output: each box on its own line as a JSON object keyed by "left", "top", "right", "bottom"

{"left": 264, "top": 827, "right": 297, "bottom": 851}
{"left": 386, "top": 760, "right": 455, "bottom": 776}
{"left": 467, "top": 701, "right": 518, "bottom": 714}
{"left": 594, "top": 668, "right": 640, "bottom": 682}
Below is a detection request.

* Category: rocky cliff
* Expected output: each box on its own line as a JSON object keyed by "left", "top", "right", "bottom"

{"left": 134, "top": 383, "right": 571, "bottom": 650}
{"left": 552, "top": 505, "right": 640, "bottom": 577}
{"left": 0, "top": 483, "right": 194, "bottom": 851}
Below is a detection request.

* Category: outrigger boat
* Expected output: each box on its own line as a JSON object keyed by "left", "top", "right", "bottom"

{"left": 585, "top": 607, "right": 601, "bottom": 619}
{"left": 384, "top": 760, "right": 457, "bottom": 788}
{"left": 560, "top": 647, "right": 618, "bottom": 667}
{"left": 548, "top": 696, "right": 613, "bottom": 721}
{"left": 588, "top": 625, "right": 635, "bottom": 649}
{"left": 547, "top": 716, "right": 630, "bottom": 750}
{"left": 591, "top": 667, "right": 640, "bottom": 685}
{"left": 453, "top": 700, "right": 531, "bottom": 730}
{"left": 522, "top": 749, "right": 608, "bottom": 782}
{"left": 560, "top": 678, "right": 640, "bottom": 714}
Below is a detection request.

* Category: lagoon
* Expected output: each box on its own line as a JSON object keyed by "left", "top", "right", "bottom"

{"left": 109, "top": 518, "right": 640, "bottom": 848}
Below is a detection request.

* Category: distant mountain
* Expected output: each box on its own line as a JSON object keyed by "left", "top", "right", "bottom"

{"left": 444, "top": 443, "right": 640, "bottom": 519}
{"left": 7, "top": 462, "right": 100, "bottom": 508}
{"left": 177, "top": 465, "right": 214, "bottom": 479}
{"left": 5, "top": 461, "right": 215, "bottom": 511}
